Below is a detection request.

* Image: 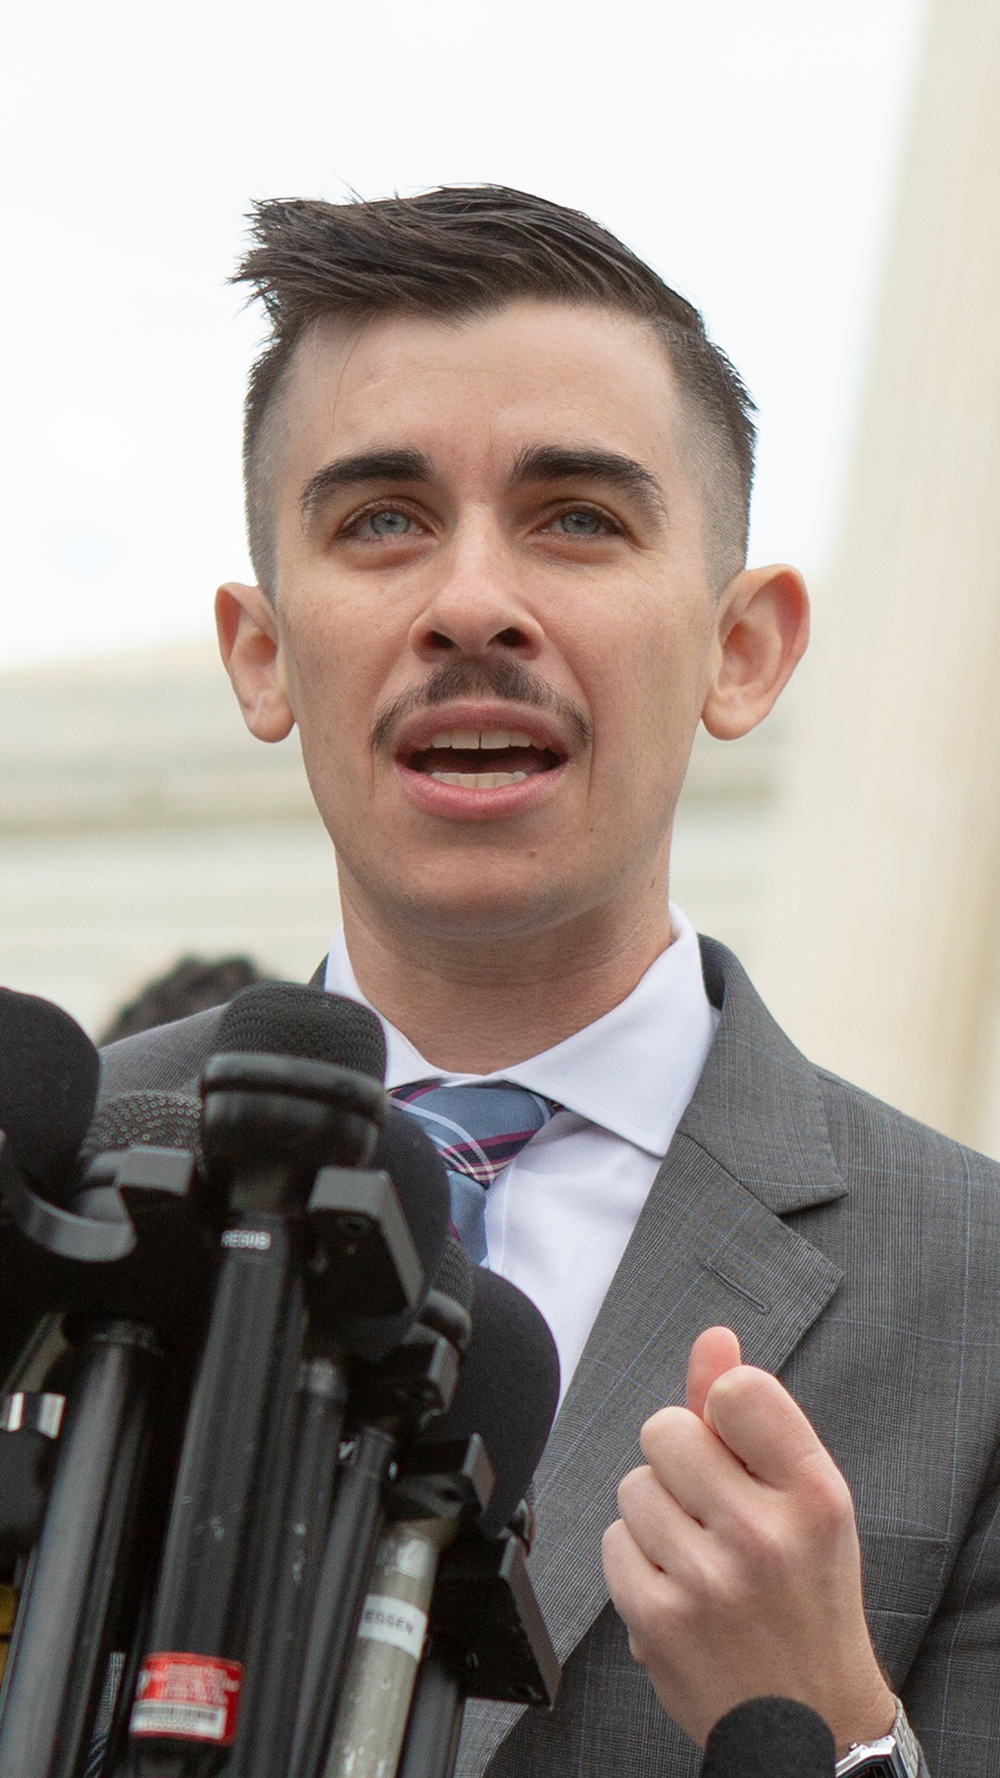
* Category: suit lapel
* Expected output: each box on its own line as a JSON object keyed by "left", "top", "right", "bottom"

{"left": 461, "top": 938, "right": 849, "bottom": 1776}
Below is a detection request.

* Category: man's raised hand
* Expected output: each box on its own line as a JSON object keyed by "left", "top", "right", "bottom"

{"left": 602, "top": 1327, "right": 895, "bottom": 1753}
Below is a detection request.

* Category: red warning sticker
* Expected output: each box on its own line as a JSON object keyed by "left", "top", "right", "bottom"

{"left": 130, "top": 1652, "right": 243, "bottom": 1744}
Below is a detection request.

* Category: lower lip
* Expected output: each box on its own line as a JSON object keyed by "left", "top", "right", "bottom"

{"left": 393, "top": 758, "right": 569, "bottom": 820}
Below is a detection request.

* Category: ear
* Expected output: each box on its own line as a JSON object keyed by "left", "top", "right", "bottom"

{"left": 215, "top": 582, "right": 295, "bottom": 742}
{"left": 701, "top": 564, "right": 809, "bottom": 740}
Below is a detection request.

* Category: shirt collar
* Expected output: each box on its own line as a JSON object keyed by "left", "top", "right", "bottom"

{"left": 324, "top": 905, "right": 717, "bottom": 1159}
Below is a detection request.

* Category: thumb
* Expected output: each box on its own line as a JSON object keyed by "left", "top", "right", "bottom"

{"left": 686, "top": 1326, "right": 742, "bottom": 1422}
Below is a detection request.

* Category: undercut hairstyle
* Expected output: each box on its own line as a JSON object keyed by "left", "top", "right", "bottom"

{"left": 233, "top": 186, "right": 756, "bottom": 595}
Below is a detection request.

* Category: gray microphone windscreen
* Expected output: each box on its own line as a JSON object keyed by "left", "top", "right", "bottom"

{"left": 79, "top": 1090, "right": 203, "bottom": 1164}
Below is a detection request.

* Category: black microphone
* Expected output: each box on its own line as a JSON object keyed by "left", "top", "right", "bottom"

{"left": 287, "top": 1237, "right": 474, "bottom": 1778}
{"left": 426, "top": 1265, "right": 560, "bottom": 1537}
{"left": 333, "top": 1107, "right": 455, "bottom": 1360}
{"left": 213, "top": 981, "right": 388, "bottom": 1075}
{"left": 127, "top": 985, "right": 449, "bottom": 1776}
{"left": 0, "top": 985, "right": 100, "bottom": 1203}
{"left": 0, "top": 1087, "right": 211, "bottom": 1778}
{"left": 1, "top": 1089, "right": 215, "bottom": 1382}
{"left": 702, "top": 1697, "right": 836, "bottom": 1777}
{"left": 78, "top": 1089, "right": 204, "bottom": 1169}
{"left": 230, "top": 1250, "right": 472, "bottom": 1778}
{"left": 324, "top": 1269, "right": 561, "bottom": 1778}
{"left": 397, "top": 1267, "right": 562, "bottom": 1778}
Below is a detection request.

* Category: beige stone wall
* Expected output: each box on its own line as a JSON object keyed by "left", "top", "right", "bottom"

{"left": 0, "top": 645, "right": 338, "bottom": 1035}
{"left": 757, "top": 0, "right": 1000, "bottom": 1154}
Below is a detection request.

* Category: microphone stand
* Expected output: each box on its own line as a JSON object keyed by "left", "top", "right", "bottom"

{"left": 321, "top": 1435, "right": 493, "bottom": 1778}
{"left": 226, "top": 1355, "right": 348, "bottom": 1778}
{"left": 288, "top": 1305, "right": 466, "bottom": 1778}
{"left": 395, "top": 1648, "right": 464, "bottom": 1778}
{"left": 396, "top": 1517, "right": 561, "bottom": 1778}
{"left": 0, "top": 1062, "right": 560, "bottom": 1778}
{"left": 0, "top": 1134, "right": 214, "bottom": 1778}
{"left": 125, "top": 1051, "right": 424, "bottom": 1778}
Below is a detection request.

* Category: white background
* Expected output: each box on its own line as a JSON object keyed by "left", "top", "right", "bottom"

{"left": 0, "top": 0, "right": 926, "bottom": 668}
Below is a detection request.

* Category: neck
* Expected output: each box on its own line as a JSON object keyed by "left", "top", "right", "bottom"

{"left": 337, "top": 881, "right": 675, "bottom": 1073}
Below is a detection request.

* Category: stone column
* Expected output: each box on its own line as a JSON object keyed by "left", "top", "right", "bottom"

{"left": 757, "top": 0, "right": 1000, "bottom": 1143}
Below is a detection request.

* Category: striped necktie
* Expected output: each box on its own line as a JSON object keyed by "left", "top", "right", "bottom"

{"left": 391, "top": 1079, "right": 561, "bottom": 1264}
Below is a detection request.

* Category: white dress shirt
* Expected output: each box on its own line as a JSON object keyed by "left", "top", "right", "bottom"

{"left": 325, "top": 906, "right": 718, "bottom": 1403}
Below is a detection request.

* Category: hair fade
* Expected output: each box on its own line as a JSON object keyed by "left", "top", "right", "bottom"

{"left": 233, "top": 186, "right": 756, "bottom": 591}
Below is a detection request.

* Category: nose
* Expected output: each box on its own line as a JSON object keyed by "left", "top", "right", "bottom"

{"left": 408, "top": 514, "right": 545, "bottom": 662}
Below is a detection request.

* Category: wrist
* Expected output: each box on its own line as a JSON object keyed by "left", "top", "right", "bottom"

{"left": 829, "top": 1679, "right": 896, "bottom": 1757}
{"left": 835, "top": 1698, "right": 921, "bottom": 1778}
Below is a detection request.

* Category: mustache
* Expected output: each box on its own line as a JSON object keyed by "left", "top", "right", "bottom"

{"left": 370, "top": 657, "right": 593, "bottom": 756}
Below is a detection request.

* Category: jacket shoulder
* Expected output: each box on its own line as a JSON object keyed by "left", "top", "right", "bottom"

{"left": 814, "top": 1063, "right": 1000, "bottom": 1192}
{"left": 98, "top": 1005, "right": 223, "bottom": 1101}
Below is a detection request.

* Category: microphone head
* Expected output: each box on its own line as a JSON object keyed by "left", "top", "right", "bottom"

{"left": 702, "top": 1697, "right": 835, "bottom": 1777}
{"left": 428, "top": 1267, "right": 560, "bottom": 1537}
{"left": 214, "top": 984, "right": 387, "bottom": 1082}
{"left": 335, "top": 1105, "right": 452, "bottom": 1358}
{"left": 79, "top": 1090, "right": 203, "bottom": 1165}
{"left": 0, "top": 987, "right": 100, "bottom": 1203}
{"left": 431, "top": 1236, "right": 475, "bottom": 1313}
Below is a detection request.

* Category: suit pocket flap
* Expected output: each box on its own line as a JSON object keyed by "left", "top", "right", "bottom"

{"left": 860, "top": 1530, "right": 952, "bottom": 1619}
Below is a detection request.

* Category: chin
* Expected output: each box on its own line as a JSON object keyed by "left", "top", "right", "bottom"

{"left": 386, "top": 868, "right": 582, "bottom": 946}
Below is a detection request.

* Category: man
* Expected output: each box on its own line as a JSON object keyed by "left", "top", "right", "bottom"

{"left": 100, "top": 187, "right": 1000, "bottom": 1776}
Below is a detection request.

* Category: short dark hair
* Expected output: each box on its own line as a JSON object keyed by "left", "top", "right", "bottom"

{"left": 233, "top": 186, "right": 756, "bottom": 593}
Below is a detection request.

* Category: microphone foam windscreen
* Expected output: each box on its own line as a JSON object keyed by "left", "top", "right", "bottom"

{"left": 214, "top": 984, "right": 387, "bottom": 1083}
{"left": 431, "top": 1267, "right": 560, "bottom": 1537}
{"left": 336, "top": 1105, "right": 451, "bottom": 1358}
{"left": 702, "top": 1697, "right": 835, "bottom": 1778}
{"left": 0, "top": 987, "right": 101, "bottom": 1202}
{"left": 79, "top": 1090, "right": 203, "bottom": 1164}
{"left": 433, "top": 1235, "right": 475, "bottom": 1312}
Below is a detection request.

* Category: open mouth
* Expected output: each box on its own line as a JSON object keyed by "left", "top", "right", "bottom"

{"left": 405, "top": 727, "right": 564, "bottom": 788}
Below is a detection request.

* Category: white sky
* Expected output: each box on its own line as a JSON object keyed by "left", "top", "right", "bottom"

{"left": 1, "top": 0, "right": 926, "bottom": 669}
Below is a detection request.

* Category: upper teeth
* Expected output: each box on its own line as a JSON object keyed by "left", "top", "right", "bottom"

{"left": 430, "top": 771, "right": 529, "bottom": 787}
{"left": 429, "top": 729, "right": 535, "bottom": 750}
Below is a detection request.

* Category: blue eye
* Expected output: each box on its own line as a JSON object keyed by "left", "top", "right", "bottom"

{"left": 368, "top": 509, "right": 415, "bottom": 537}
{"left": 552, "top": 510, "right": 606, "bottom": 537}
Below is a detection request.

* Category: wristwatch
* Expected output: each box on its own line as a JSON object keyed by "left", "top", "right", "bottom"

{"left": 835, "top": 1699, "right": 921, "bottom": 1777}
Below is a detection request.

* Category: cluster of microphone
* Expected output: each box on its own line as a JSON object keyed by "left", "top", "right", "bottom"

{"left": 0, "top": 981, "right": 560, "bottom": 1778}
{"left": 0, "top": 979, "right": 845, "bottom": 1778}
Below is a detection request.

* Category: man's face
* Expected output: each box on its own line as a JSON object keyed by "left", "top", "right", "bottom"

{"left": 253, "top": 301, "right": 722, "bottom": 948}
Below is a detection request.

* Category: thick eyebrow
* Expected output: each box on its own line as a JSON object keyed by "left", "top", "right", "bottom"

{"left": 509, "top": 445, "right": 668, "bottom": 524}
{"left": 300, "top": 449, "right": 433, "bottom": 522}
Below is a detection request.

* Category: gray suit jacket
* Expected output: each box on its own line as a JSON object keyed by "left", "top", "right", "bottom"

{"left": 99, "top": 939, "right": 1000, "bottom": 1776}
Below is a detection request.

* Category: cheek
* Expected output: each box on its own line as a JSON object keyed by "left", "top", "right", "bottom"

{"left": 583, "top": 612, "right": 708, "bottom": 778}
{"left": 279, "top": 598, "right": 390, "bottom": 763}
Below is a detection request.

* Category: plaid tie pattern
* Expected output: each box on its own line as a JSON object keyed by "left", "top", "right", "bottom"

{"left": 391, "top": 1079, "right": 561, "bottom": 1264}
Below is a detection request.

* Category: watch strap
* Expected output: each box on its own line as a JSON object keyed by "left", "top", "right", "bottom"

{"left": 892, "top": 1700, "right": 922, "bottom": 1778}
